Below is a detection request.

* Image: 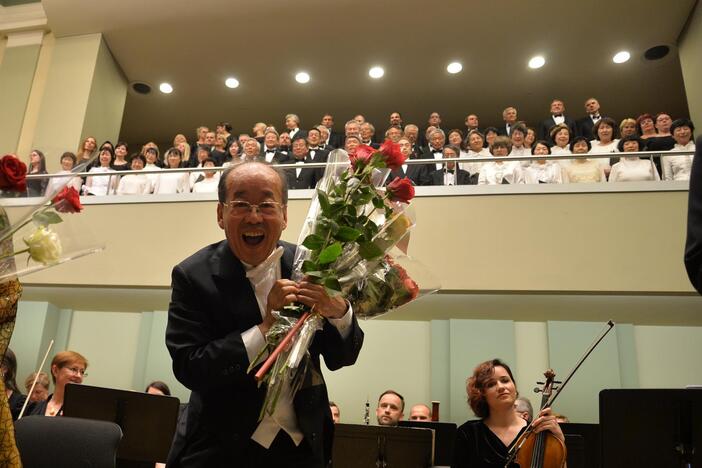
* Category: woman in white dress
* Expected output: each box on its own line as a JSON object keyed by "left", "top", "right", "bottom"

{"left": 509, "top": 125, "right": 531, "bottom": 167}
{"left": 47, "top": 152, "right": 83, "bottom": 195}
{"left": 83, "top": 146, "right": 117, "bottom": 195}
{"left": 461, "top": 130, "right": 490, "bottom": 183}
{"left": 549, "top": 124, "right": 573, "bottom": 170}
{"left": 153, "top": 147, "right": 190, "bottom": 194}
{"left": 563, "top": 137, "right": 606, "bottom": 183}
{"left": 661, "top": 118, "right": 696, "bottom": 181}
{"left": 609, "top": 136, "right": 660, "bottom": 182}
{"left": 116, "top": 154, "right": 152, "bottom": 195}
{"left": 191, "top": 158, "right": 221, "bottom": 193}
{"left": 590, "top": 117, "right": 619, "bottom": 177}
{"left": 524, "top": 141, "right": 562, "bottom": 184}
{"left": 478, "top": 136, "right": 524, "bottom": 185}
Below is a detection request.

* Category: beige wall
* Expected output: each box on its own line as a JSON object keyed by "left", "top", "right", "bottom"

{"left": 0, "top": 41, "right": 40, "bottom": 154}
{"left": 0, "top": 36, "right": 7, "bottom": 67}
{"left": 680, "top": 1, "right": 702, "bottom": 130}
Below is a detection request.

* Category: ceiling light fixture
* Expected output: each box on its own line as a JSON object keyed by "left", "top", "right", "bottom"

{"left": 612, "top": 51, "right": 631, "bottom": 64}
{"left": 447, "top": 62, "right": 463, "bottom": 74}
{"left": 159, "top": 82, "right": 173, "bottom": 94}
{"left": 295, "top": 72, "right": 310, "bottom": 84}
{"left": 369, "top": 66, "right": 385, "bottom": 79}
{"left": 225, "top": 77, "right": 240, "bottom": 88}
{"left": 528, "top": 56, "right": 546, "bottom": 69}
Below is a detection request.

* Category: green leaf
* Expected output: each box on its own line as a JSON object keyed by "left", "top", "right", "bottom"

{"left": 359, "top": 241, "right": 383, "bottom": 260}
{"left": 302, "top": 260, "right": 320, "bottom": 273}
{"left": 317, "top": 189, "right": 331, "bottom": 216}
{"left": 372, "top": 195, "right": 385, "bottom": 209}
{"left": 32, "top": 211, "right": 63, "bottom": 226}
{"left": 323, "top": 276, "right": 341, "bottom": 292}
{"left": 334, "top": 226, "right": 362, "bottom": 242}
{"left": 304, "top": 270, "right": 323, "bottom": 279}
{"left": 357, "top": 191, "right": 373, "bottom": 204}
{"left": 318, "top": 242, "right": 343, "bottom": 265}
{"left": 302, "top": 234, "right": 325, "bottom": 250}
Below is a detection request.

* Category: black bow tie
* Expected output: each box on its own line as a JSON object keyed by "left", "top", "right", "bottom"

{"left": 592, "top": 114, "right": 600, "bottom": 119}
{"left": 553, "top": 114, "right": 563, "bottom": 118}
{"left": 445, "top": 169, "right": 454, "bottom": 174}
{"left": 266, "top": 149, "right": 276, "bottom": 153}
{"left": 432, "top": 148, "right": 442, "bottom": 153}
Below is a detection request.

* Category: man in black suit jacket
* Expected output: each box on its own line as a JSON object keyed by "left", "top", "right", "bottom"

{"left": 166, "top": 162, "right": 363, "bottom": 467}
{"left": 390, "top": 137, "right": 429, "bottom": 186}
{"left": 321, "top": 114, "right": 343, "bottom": 149}
{"left": 429, "top": 145, "right": 472, "bottom": 185}
{"left": 575, "top": 97, "right": 603, "bottom": 140}
{"left": 685, "top": 136, "right": 702, "bottom": 293}
{"left": 285, "top": 113, "right": 307, "bottom": 141}
{"left": 306, "top": 128, "right": 330, "bottom": 182}
{"left": 497, "top": 106, "right": 519, "bottom": 136}
{"left": 419, "top": 129, "right": 447, "bottom": 185}
{"left": 285, "top": 137, "right": 319, "bottom": 189}
{"left": 537, "top": 99, "right": 577, "bottom": 143}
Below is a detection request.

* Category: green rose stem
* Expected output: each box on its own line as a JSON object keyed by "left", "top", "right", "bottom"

{"left": 0, "top": 248, "right": 29, "bottom": 262}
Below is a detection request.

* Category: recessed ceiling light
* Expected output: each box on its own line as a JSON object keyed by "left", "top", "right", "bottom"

{"left": 225, "top": 77, "right": 239, "bottom": 88}
{"left": 528, "top": 56, "right": 546, "bottom": 69}
{"left": 159, "top": 82, "right": 173, "bottom": 94}
{"left": 447, "top": 62, "right": 463, "bottom": 74}
{"left": 612, "top": 51, "right": 631, "bottom": 64}
{"left": 369, "top": 66, "right": 385, "bottom": 79}
{"left": 295, "top": 72, "right": 310, "bottom": 84}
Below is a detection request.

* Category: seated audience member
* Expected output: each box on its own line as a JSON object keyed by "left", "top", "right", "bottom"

{"left": 47, "top": 152, "right": 82, "bottom": 194}
{"left": 619, "top": 118, "right": 638, "bottom": 138}
{"left": 662, "top": 118, "right": 696, "bottom": 181}
{"left": 83, "top": 146, "right": 117, "bottom": 195}
{"left": 509, "top": 125, "right": 530, "bottom": 167}
{"left": 376, "top": 390, "right": 404, "bottom": 426}
{"left": 590, "top": 117, "right": 619, "bottom": 177}
{"left": 637, "top": 113, "right": 657, "bottom": 140}
{"left": 2, "top": 348, "right": 26, "bottom": 420}
{"left": 462, "top": 130, "right": 490, "bottom": 183}
{"left": 24, "top": 371, "right": 50, "bottom": 404}
{"left": 609, "top": 135, "right": 660, "bottom": 182}
{"left": 191, "top": 158, "right": 220, "bottom": 193}
{"left": 26, "top": 149, "right": 48, "bottom": 197}
{"left": 385, "top": 126, "right": 403, "bottom": 143}
{"left": 478, "top": 136, "right": 524, "bottom": 185}
{"left": 646, "top": 112, "right": 675, "bottom": 152}
{"left": 285, "top": 137, "right": 318, "bottom": 189}
{"left": 563, "top": 137, "right": 606, "bottom": 183}
{"left": 524, "top": 141, "right": 562, "bottom": 184}
{"left": 431, "top": 145, "right": 471, "bottom": 185}
{"left": 153, "top": 148, "right": 190, "bottom": 194}
{"left": 144, "top": 147, "right": 162, "bottom": 190}
{"left": 514, "top": 397, "right": 533, "bottom": 423}
{"left": 409, "top": 404, "right": 432, "bottom": 421}
{"left": 112, "top": 142, "right": 130, "bottom": 171}
{"left": 145, "top": 380, "right": 171, "bottom": 396}
{"left": 484, "top": 127, "right": 499, "bottom": 148}
{"left": 29, "top": 350, "right": 88, "bottom": 417}
{"left": 422, "top": 128, "right": 447, "bottom": 172}
{"left": 391, "top": 137, "right": 428, "bottom": 186}
{"left": 329, "top": 401, "right": 341, "bottom": 424}
{"left": 452, "top": 359, "right": 564, "bottom": 468}
{"left": 117, "top": 154, "right": 152, "bottom": 195}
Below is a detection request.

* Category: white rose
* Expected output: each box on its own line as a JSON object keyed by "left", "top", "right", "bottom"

{"left": 23, "top": 227, "right": 62, "bottom": 265}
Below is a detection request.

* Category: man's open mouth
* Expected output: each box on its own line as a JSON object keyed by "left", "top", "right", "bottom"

{"left": 243, "top": 232, "right": 265, "bottom": 245}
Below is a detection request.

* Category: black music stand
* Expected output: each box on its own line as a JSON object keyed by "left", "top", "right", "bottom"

{"left": 332, "top": 423, "right": 434, "bottom": 468}
{"left": 63, "top": 383, "right": 180, "bottom": 464}
{"left": 398, "top": 420, "right": 457, "bottom": 466}
{"left": 559, "top": 423, "right": 600, "bottom": 468}
{"left": 600, "top": 389, "right": 701, "bottom": 467}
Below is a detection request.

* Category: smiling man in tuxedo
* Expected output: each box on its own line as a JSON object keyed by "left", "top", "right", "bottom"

{"left": 538, "top": 99, "right": 577, "bottom": 143}
{"left": 166, "top": 162, "right": 363, "bottom": 467}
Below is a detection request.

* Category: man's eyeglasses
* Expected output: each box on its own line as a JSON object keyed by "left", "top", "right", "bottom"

{"left": 222, "top": 200, "right": 284, "bottom": 216}
{"left": 65, "top": 366, "right": 88, "bottom": 377}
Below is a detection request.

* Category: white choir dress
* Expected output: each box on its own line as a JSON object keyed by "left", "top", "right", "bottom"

{"left": 589, "top": 139, "right": 619, "bottom": 172}
{"left": 608, "top": 157, "right": 661, "bottom": 182}
{"left": 524, "top": 161, "right": 563, "bottom": 184}
{"left": 563, "top": 160, "right": 606, "bottom": 183}
{"left": 153, "top": 170, "right": 191, "bottom": 194}
{"left": 461, "top": 148, "right": 490, "bottom": 177}
{"left": 478, "top": 160, "right": 524, "bottom": 185}
{"left": 509, "top": 145, "right": 531, "bottom": 168}
{"left": 661, "top": 141, "right": 695, "bottom": 181}
{"left": 550, "top": 145, "right": 572, "bottom": 168}
{"left": 47, "top": 170, "right": 82, "bottom": 195}
{"left": 192, "top": 177, "right": 219, "bottom": 193}
{"left": 117, "top": 173, "right": 152, "bottom": 195}
{"left": 144, "top": 163, "right": 162, "bottom": 192}
{"left": 84, "top": 166, "right": 116, "bottom": 196}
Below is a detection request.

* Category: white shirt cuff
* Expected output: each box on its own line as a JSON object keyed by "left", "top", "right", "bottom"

{"left": 242, "top": 325, "right": 268, "bottom": 365}
{"left": 327, "top": 302, "right": 354, "bottom": 340}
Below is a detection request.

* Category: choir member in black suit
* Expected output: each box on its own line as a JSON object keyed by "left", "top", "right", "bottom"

{"left": 418, "top": 112, "right": 443, "bottom": 148}
{"left": 576, "top": 97, "right": 603, "bottom": 140}
{"left": 465, "top": 113, "right": 481, "bottom": 136}
{"left": 403, "top": 124, "right": 422, "bottom": 155}
{"left": 420, "top": 128, "right": 447, "bottom": 178}
{"left": 321, "top": 114, "right": 344, "bottom": 149}
{"left": 537, "top": 99, "right": 577, "bottom": 143}
{"left": 285, "top": 137, "right": 318, "bottom": 189}
{"left": 360, "top": 122, "right": 380, "bottom": 148}
{"left": 306, "top": 128, "right": 330, "bottom": 181}
{"left": 390, "top": 137, "right": 429, "bottom": 186}
{"left": 685, "top": 136, "right": 702, "bottom": 293}
{"left": 284, "top": 113, "right": 306, "bottom": 141}
{"left": 497, "top": 107, "right": 518, "bottom": 136}
{"left": 341, "top": 120, "right": 362, "bottom": 148}
{"left": 389, "top": 111, "right": 403, "bottom": 129}
{"left": 261, "top": 129, "right": 281, "bottom": 164}
{"left": 430, "top": 145, "right": 472, "bottom": 186}
{"left": 385, "top": 126, "right": 403, "bottom": 143}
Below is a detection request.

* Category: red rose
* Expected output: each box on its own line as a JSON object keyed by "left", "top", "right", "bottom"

{"left": 386, "top": 177, "right": 415, "bottom": 203}
{"left": 378, "top": 140, "right": 406, "bottom": 170}
{"left": 349, "top": 144, "right": 376, "bottom": 171}
{"left": 0, "top": 154, "right": 27, "bottom": 192}
{"left": 52, "top": 186, "right": 83, "bottom": 213}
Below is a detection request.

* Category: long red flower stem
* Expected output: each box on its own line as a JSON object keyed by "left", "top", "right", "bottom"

{"left": 254, "top": 311, "right": 311, "bottom": 382}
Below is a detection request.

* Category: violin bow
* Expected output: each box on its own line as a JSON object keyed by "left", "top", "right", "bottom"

{"left": 17, "top": 339, "right": 54, "bottom": 419}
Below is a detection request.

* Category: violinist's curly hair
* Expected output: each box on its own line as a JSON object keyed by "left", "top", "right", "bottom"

{"left": 467, "top": 358, "right": 516, "bottom": 418}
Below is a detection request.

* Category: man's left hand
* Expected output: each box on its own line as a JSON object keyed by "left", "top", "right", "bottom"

{"left": 296, "top": 281, "right": 347, "bottom": 319}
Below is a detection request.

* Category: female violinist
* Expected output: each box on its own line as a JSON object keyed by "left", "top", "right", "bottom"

{"left": 452, "top": 359, "right": 565, "bottom": 468}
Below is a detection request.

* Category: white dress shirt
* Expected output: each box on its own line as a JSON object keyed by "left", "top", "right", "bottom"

{"left": 461, "top": 148, "right": 490, "bottom": 176}
{"left": 509, "top": 145, "right": 531, "bottom": 168}
{"left": 662, "top": 141, "right": 695, "bottom": 181}
{"left": 478, "top": 160, "right": 524, "bottom": 185}
{"left": 609, "top": 158, "right": 660, "bottom": 182}
{"left": 153, "top": 171, "right": 190, "bottom": 194}
{"left": 117, "top": 174, "right": 152, "bottom": 195}
{"left": 84, "top": 166, "right": 116, "bottom": 196}
{"left": 241, "top": 247, "right": 353, "bottom": 449}
{"left": 589, "top": 139, "right": 619, "bottom": 171}
{"left": 191, "top": 177, "right": 219, "bottom": 193}
{"left": 524, "top": 161, "right": 563, "bottom": 184}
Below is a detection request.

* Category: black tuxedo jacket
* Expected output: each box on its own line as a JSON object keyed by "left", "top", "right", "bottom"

{"left": 287, "top": 128, "right": 307, "bottom": 141}
{"left": 329, "top": 131, "right": 344, "bottom": 149}
{"left": 166, "top": 241, "right": 364, "bottom": 467}
{"left": 285, "top": 155, "right": 319, "bottom": 189}
{"left": 388, "top": 153, "right": 431, "bottom": 186}
{"left": 576, "top": 115, "right": 604, "bottom": 140}
{"left": 496, "top": 124, "right": 513, "bottom": 136}
{"left": 538, "top": 116, "right": 577, "bottom": 142}
{"left": 429, "top": 168, "right": 473, "bottom": 185}
{"left": 686, "top": 137, "right": 702, "bottom": 293}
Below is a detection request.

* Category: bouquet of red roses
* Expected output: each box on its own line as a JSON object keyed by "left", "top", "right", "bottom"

{"left": 249, "top": 141, "right": 438, "bottom": 417}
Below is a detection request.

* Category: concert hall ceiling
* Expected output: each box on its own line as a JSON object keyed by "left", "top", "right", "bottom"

{"left": 41, "top": 0, "right": 697, "bottom": 144}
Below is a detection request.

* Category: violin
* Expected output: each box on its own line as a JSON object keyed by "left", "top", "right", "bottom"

{"left": 514, "top": 369, "right": 567, "bottom": 468}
